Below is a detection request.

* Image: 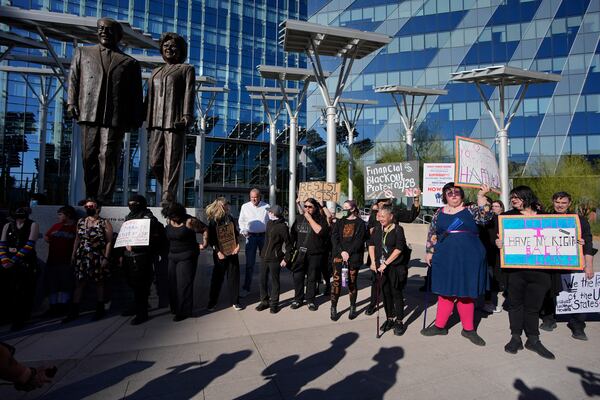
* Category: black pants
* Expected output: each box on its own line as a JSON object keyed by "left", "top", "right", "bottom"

{"left": 3, "top": 263, "right": 37, "bottom": 325}
{"left": 540, "top": 289, "right": 587, "bottom": 329}
{"left": 508, "top": 270, "right": 552, "bottom": 337}
{"left": 123, "top": 254, "right": 154, "bottom": 318}
{"left": 168, "top": 250, "right": 198, "bottom": 317}
{"left": 330, "top": 258, "right": 359, "bottom": 307}
{"left": 381, "top": 266, "right": 406, "bottom": 320}
{"left": 259, "top": 261, "right": 281, "bottom": 307}
{"left": 292, "top": 254, "right": 321, "bottom": 303}
{"left": 208, "top": 253, "right": 240, "bottom": 307}
{"left": 81, "top": 125, "right": 124, "bottom": 202}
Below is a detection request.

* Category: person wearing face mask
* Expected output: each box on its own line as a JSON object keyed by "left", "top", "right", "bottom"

{"left": 119, "top": 195, "right": 165, "bottom": 325}
{"left": 289, "top": 198, "right": 330, "bottom": 311}
{"left": 206, "top": 197, "right": 242, "bottom": 311}
{"left": 0, "top": 205, "right": 40, "bottom": 330}
{"left": 256, "top": 205, "right": 292, "bottom": 314}
{"left": 62, "top": 199, "right": 113, "bottom": 323}
{"left": 421, "top": 183, "right": 492, "bottom": 346}
{"left": 495, "top": 186, "right": 556, "bottom": 359}
{"left": 330, "top": 200, "right": 366, "bottom": 321}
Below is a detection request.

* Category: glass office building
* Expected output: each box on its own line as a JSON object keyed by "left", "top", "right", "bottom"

{"left": 1, "top": 1, "right": 307, "bottom": 211}
{"left": 307, "top": 0, "right": 600, "bottom": 177}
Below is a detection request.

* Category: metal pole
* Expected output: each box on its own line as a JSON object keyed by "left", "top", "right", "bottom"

{"left": 138, "top": 125, "right": 148, "bottom": 198}
{"left": 498, "top": 84, "right": 509, "bottom": 208}
{"left": 122, "top": 131, "right": 131, "bottom": 205}
{"left": 195, "top": 116, "right": 207, "bottom": 209}
{"left": 269, "top": 121, "right": 277, "bottom": 206}
{"left": 289, "top": 115, "right": 298, "bottom": 226}
{"left": 326, "top": 105, "right": 337, "bottom": 211}
{"left": 37, "top": 100, "right": 48, "bottom": 194}
{"left": 406, "top": 127, "right": 414, "bottom": 160}
{"left": 347, "top": 123, "right": 354, "bottom": 201}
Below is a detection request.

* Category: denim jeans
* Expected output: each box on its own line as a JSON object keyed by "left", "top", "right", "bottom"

{"left": 243, "top": 234, "right": 265, "bottom": 291}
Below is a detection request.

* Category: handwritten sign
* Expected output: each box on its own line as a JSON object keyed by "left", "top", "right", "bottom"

{"left": 454, "top": 136, "right": 500, "bottom": 192}
{"left": 556, "top": 273, "right": 600, "bottom": 314}
{"left": 499, "top": 215, "right": 584, "bottom": 270}
{"left": 114, "top": 219, "right": 151, "bottom": 248}
{"left": 364, "top": 161, "right": 419, "bottom": 200}
{"left": 298, "top": 181, "right": 340, "bottom": 203}
{"left": 423, "top": 163, "right": 455, "bottom": 207}
{"left": 217, "top": 223, "right": 237, "bottom": 256}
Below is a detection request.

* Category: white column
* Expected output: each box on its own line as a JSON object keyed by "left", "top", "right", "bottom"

{"left": 269, "top": 121, "right": 277, "bottom": 206}
{"left": 195, "top": 117, "right": 206, "bottom": 209}
{"left": 288, "top": 116, "right": 297, "bottom": 226}
{"left": 325, "top": 105, "right": 337, "bottom": 211}
{"left": 498, "top": 86, "right": 509, "bottom": 208}
{"left": 37, "top": 100, "right": 48, "bottom": 194}
{"left": 347, "top": 126, "right": 353, "bottom": 201}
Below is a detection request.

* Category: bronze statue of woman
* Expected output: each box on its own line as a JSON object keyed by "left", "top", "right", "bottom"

{"left": 146, "top": 32, "right": 195, "bottom": 203}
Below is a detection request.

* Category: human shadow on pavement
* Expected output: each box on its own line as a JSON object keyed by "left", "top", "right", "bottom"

{"left": 568, "top": 366, "right": 600, "bottom": 397}
{"left": 40, "top": 360, "right": 154, "bottom": 399}
{"left": 514, "top": 378, "right": 559, "bottom": 400}
{"left": 235, "top": 332, "right": 359, "bottom": 400}
{"left": 297, "top": 346, "right": 404, "bottom": 400}
{"left": 125, "top": 350, "right": 252, "bottom": 399}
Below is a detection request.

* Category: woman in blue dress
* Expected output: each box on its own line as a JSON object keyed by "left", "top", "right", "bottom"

{"left": 421, "top": 182, "right": 492, "bottom": 346}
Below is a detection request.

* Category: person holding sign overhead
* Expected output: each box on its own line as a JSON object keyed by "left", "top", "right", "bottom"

{"left": 165, "top": 203, "right": 206, "bottom": 321}
{"left": 206, "top": 197, "right": 243, "bottom": 311}
{"left": 421, "top": 183, "right": 492, "bottom": 346}
{"left": 495, "top": 186, "right": 556, "bottom": 359}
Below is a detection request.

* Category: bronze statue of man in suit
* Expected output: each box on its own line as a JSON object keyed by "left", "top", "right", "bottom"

{"left": 67, "top": 18, "right": 143, "bottom": 204}
{"left": 146, "top": 32, "right": 195, "bottom": 202}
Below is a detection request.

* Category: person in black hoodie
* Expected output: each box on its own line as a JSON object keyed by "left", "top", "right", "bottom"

{"left": 330, "top": 200, "right": 366, "bottom": 321}
{"left": 120, "top": 195, "right": 165, "bottom": 325}
{"left": 256, "top": 205, "right": 291, "bottom": 314}
{"left": 368, "top": 205, "right": 409, "bottom": 336}
{"left": 290, "top": 197, "right": 329, "bottom": 311}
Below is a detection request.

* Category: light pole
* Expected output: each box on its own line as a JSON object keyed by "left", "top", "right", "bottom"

{"left": 450, "top": 66, "right": 560, "bottom": 207}
{"left": 257, "top": 65, "right": 323, "bottom": 225}
{"left": 280, "top": 19, "right": 391, "bottom": 211}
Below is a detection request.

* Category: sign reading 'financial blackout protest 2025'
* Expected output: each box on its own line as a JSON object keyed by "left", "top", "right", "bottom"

{"left": 364, "top": 162, "right": 419, "bottom": 200}
{"left": 454, "top": 136, "right": 501, "bottom": 192}
{"left": 499, "top": 215, "right": 584, "bottom": 270}
{"left": 422, "top": 163, "right": 455, "bottom": 207}
{"left": 555, "top": 272, "right": 600, "bottom": 314}
{"left": 114, "top": 219, "right": 151, "bottom": 248}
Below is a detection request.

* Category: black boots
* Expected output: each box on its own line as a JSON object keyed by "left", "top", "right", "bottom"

{"left": 504, "top": 335, "right": 524, "bottom": 354}
{"left": 525, "top": 337, "right": 555, "bottom": 360}
{"left": 348, "top": 305, "right": 358, "bottom": 320}
{"left": 461, "top": 329, "right": 486, "bottom": 346}
{"left": 91, "top": 302, "right": 106, "bottom": 321}
{"left": 62, "top": 303, "right": 80, "bottom": 324}
{"left": 330, "top": 305, "right": 338, "bottom": 321}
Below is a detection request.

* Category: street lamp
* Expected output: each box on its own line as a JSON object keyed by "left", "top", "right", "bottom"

{"left": 280, "top": 19, "right": 391, "bottom": 210}
{"left": 450, "top": 65, "right": 560, "bottom": 207}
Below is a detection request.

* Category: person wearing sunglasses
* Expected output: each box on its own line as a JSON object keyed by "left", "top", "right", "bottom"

{"left": 63, "top": 199, "right": 113, "bottom": 323}
{"left": 289, "top": 198, "right": 330, "bottom": 310}
{"left": 421, "top": 182, "right": 492, "bottom": 346}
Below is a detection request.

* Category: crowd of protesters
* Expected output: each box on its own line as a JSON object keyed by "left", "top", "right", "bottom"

{"left": 0, "top": 184, "right": 596, "bottom": 367}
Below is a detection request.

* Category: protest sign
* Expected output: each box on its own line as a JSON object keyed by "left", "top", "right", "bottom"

{"left": 217, "top": 223, "right": 237, "bottom": 256}
{"left": 364, "top": 161, "right": 419, "bottom": 200}
{"left": 499, "top": 214, "right": 584, "bottom": 270}
{"left": 556, "top": 272, "right": 600, "bottom": 314}
{"left": 298, "top": 181, "right": 340, "bottom": 203}
{"left": 423, "top": 163, "right": 455, "bottom": 207}
{"left": 114, "top": 219, "right": 151, "bottom": 248}
{"left": 454, "top": 136, "right": 500, "bottom": 192}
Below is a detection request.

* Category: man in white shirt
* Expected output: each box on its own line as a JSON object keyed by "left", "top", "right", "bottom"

{"left": 238, "top": 188, "right": 269, "bottom": 296}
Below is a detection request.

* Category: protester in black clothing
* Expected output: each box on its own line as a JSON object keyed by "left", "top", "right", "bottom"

{"left": 290, "top": 198, "right": 330, "bottom": 311}
{"left": 0, "top": 206, "right": 40, "bottom": 330}
{"left": 205, "top": 197, "right": 242, "bottom": 311}
{"left": 330, "top": 200, "right": 366, "bottom": 321}
{"left": 496, "top": 186, "right": 556, "bottom": 359}
{"left": 256, "top": 205, "right": 291, "bottom": 314}
{"left": 120, "top": 195, "right": 165, "bottom": 325}
{"left": 539, "top": 192, "right": 596, "bottom": 340}
{"left": 368, "top": 205, "right": 408, "bottom": 336}
{"left": 165, "top": 202, "right": 206, "bottom": 321}
{"left": 366, "top": 190, "right": 421, "bottom": 315}
{"left": 481, "top": 197, "right": 504, "bottom": 314}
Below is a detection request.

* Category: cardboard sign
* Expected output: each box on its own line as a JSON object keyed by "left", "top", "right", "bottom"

{"left": 364, "top": 161, "right": 419, "bottom": 200}
{"left": 114, "top": 219, "right": 151, "bottom": 248}
{"left": 499, "top": 215, "right": 584, "bottom": 270}
{"left": 454, "top": 136, "right": 500, "bottom": 192}
{"left": 298, "top": 181, "right": 340, "bottom": 203}
{"left": 423, "top": 163, "right": 455, "bottom": 207}
{"left": 556, "top": 273, "right": 600, "bottom": 314}
{"left": 217, "top": 223, "right": 237, "bottom": 256}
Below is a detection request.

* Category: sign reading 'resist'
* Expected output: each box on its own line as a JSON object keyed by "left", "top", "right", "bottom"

{"left": 499, "top": 215, "right": 584, "bottom": 270}
{"left": 363, "top": 161, "right": 419, "bottom": 200}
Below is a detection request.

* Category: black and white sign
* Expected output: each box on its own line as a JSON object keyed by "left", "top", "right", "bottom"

{"left": 364, "top": 161, "right": 419, "bottom": 200}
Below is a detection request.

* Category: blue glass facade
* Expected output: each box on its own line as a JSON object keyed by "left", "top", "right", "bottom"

{"left": 1, "top": 1, "right": 307, "bottom": 209}
{"left": 307, "top": 0, "right": 600, "bottom": 173}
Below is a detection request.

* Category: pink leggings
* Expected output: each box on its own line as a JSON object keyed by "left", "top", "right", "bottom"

{"left": 435, "top": 295, "right": 475, "bottom": 331}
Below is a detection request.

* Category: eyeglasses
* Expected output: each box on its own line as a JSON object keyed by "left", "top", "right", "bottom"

{"left": 128, "top": 202, "right": 139, "bottom": 206}
{"left": 445, "top": 189, "right": 461, "bottom": 196}
{"left": 304, "top": 205, "right": 314, "bottom": 209}
{"left": 84, "top": 204, "right": 97, "bottom": 209}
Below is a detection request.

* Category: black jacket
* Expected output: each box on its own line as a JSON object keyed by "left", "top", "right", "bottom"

{"left": 290, "top": 214, "right": 329, "bottom": 256}
{"left": 123, "top": 208, "right": 165, "bottom": 256}
{"left": 369, "top": 223, "right": 407, "bottom": 268}
{"left": 261, "top": 218, "right": 292, "bottom": 263}
{"left": 331, "top": 217, "right": 366, "bottom": 264}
